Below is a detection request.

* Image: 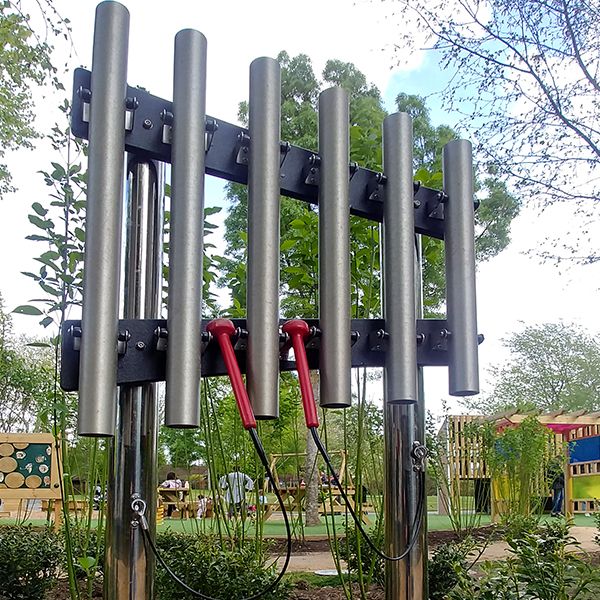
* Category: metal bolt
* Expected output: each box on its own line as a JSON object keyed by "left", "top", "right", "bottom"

{"left": 136, "top": 341, "right": 146, "bottom": 351}
{"left": 131, "top": 520, "right": 139, "bottom": 529}
{"left": 413, "top": 199, "right": 421, "bottom": 209}
{"left": 143, "top": 119, "right": 153, "bottom": 130}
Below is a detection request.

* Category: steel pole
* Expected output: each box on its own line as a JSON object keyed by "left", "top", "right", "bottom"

{"left": 384, "top": 234, "right": 427, "bottom": 600}
{"left": 247, "top": 57, "right": 281, "bottom": 419}
{"left": 78, "top": 0, "right": 129, "bottom": 437}
{"left": 318, "top": 87, "right": 351, "bottom": 409}
{"left": 105, "top": 160, "right": 163, "bottom": 599}
{"left": 443, "top": 140, "right": 479, "bottom": 397}
{"left": 382, "top": 112, "right": 417, "bottom": 404}
{"left": 165, "top": 29, "right": 207, "bottom": 427}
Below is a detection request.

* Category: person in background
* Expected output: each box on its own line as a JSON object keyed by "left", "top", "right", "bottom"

{"left": 196, "top": 494, "right": 210, "bottom": 519}
{"left": 550, "top": 462, "right": 565, "bottom": 517}
{"left": 219, "top": 466, "right": 254, "bottom": 518}
{"left": 160, "top": 471, "right": 182, "bottom": 517}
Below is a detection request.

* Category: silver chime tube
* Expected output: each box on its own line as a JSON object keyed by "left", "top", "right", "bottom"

{"left": 78, "top": 1, "right": 129, "bottom": 437}
{"left": 442, "top": 140, "right": 480, "bottom": 396}
{"left": 247, "top": 57, "right": 281, "bottom": 419}
{"left": 318, "top": 87, "right": 351, "bottom": 409}
{"left": 105, "top": 159, "right": 162, "bottom": 600}
{"left": 382, "top": 112, "right": 417, "bottom": 404}
{"left": 165, "top": 29, "right": 207, "bottom": 427}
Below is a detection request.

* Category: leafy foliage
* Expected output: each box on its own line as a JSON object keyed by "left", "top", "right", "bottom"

{"left": 449, "top": 519, "right": 600, "bottom": 599}
{"left": 0, "top": 525, "right": 63, "bottom": 599}
{"left": 468, "top": 322, "right": 600, "bottom": 414}
{"left": 394, "top": 0, "right": 600, "bottom": 261}
{"left": 0, "top": 0, "right": 70, "bottom": 198}
{"left": 154, "top": 531, "right": 290, "bottom": 600}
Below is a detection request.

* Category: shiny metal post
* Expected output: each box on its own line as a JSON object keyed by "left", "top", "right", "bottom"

{"left": 247, "top": 57, "right": 281, "bottom": 419}
{"left": 318, "top": 87, "right": 351, "bottom": 409}
{"left": 382, "top": 113, "right": 417, "bottom": 404}
{"left": 165, "top": 29, "right": 207, "bottom": 427}
{"left": 78, "top": 0, "right": 129, "bottom": 436}
{"left": 105, "top": 160, "right": 163, "bottom": 599}
{"left": 384, "top": 236, "right": 426, "bottom": 600}
{"left": 442, "top": 140, "right": 480, "bottom": 396}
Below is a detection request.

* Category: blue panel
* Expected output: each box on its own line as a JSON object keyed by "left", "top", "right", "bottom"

{"left": 569, "top": 437, "right": 600, "bottom": 463}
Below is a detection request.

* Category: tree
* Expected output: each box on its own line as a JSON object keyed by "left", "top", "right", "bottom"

{"left": 467, "top": 322, "right": 600, "bottom": 414}
{"left": 220, "top": 52, "right": 519, "bottom": 317}
{"left": 0, "top": 1, "right": 71, "bottom": 198}
{"left": 393, "top": 0, "right": 600, "bottom": 261}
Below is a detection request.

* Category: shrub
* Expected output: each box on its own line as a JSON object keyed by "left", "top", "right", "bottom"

{"left": 450, "top": 519, "right": 600, "bottom": 599}
{"left": 338, "top": 519, "right": 384, "bottom": 585}
{"left": 428, "top": 538, "right": 479, "bottom": 600}
{"left": 0, "top": 525, "right": 63, "bottom": 600}
{"left": 154, "top": 531, "right": 290, "bottom": 599}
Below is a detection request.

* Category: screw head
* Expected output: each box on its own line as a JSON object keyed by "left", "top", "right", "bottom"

{"left": 136, "top": 341, "right": 146, "bottom": 351}
{"left": 143, "top": 119, "right": 153, "bottom": 130}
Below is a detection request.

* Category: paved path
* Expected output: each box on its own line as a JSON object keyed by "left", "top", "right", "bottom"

{"left": 276, "top": 526, "right": 600, "bottom": 573}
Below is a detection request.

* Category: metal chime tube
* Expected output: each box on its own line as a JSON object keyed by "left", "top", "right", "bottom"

{"left": 165, "top": 29, "right": 207, "bottom": 427}
{"left": 105, "top": 160, "right": 163, "bottom": 599}
{"left": 442, "top": 140, "right": 480, "bottom": 396}
{"left": 78, "top": 0, "right": 129, "bottom": 436}
{"left": 382, "top": 112, "right": 417, "bottom": 404}
{"left": 318, "top": 87, "right": 351, "bottom": 408}
{"left": 247, "top": 57, "right": 281, "bottom": 419}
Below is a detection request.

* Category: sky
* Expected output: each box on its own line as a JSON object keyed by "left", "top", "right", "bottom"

{"left": 1, "top": 0, "right": 598, "bottom": 417}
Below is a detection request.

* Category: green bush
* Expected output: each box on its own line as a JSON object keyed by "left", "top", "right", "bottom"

{"left": 338, "top": 519, "right": 384, "bottom": 585}
{"left": 449, "top": 519, "right": 600, "bottom": 599}
{"left": 0, "top": 525, "right": 63, "bottom": 600}
{"left": 428, "top": 538, "right": 479, "bottom": 600}
{"left": 154, "top": 531, "right": 290, "bottom": 599}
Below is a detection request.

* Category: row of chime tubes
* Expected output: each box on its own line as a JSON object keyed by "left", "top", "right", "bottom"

{"left": 77, "top": 1, "right": 478, "bottom": 437}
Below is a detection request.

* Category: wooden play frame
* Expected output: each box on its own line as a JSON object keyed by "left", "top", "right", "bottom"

{"left": 0, "top": 433, "right": 63, "bottom": 530}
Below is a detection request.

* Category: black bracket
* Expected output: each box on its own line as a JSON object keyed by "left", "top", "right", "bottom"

{"left": 71, "top": 68, "right": 446, "bottom": 238}
{"left": 59, "top": 318, "right": 478, "bottom": 391}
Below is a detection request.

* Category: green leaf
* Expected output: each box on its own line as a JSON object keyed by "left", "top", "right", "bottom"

{"left": 12, "top": 305, "right": 43, "bottom": 316}
{"left": 31, "top": 202, "right": 48, "bottom": 216}
{"left": 78, "top": 556, "right": 97, "bottom": 571}
{"left": 281, "top": 239, "right": 296, "bottom": 251}
{"left": 27, "top": 341, "right": 51, "bottom": 348}
{"left": 28, "top": 214, "right": 53, "bottom": 230}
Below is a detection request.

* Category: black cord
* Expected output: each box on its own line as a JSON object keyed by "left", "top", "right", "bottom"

{"left": 139, "top": 427, "right": 292, "bottom": 600}
{"left": 310, "top": 426, "right": 424, "bottom": 562}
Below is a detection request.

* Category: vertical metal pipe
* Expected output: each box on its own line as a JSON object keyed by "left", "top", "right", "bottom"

{"left": 165, "top": 29, "right": 207, "bottom": 427}
{"left": 105, "top": 160, "right": 163, "bottom": 600}
{"left": 247, "top": 57, "right": 281, "bottom": 419}
{"left": 442, "top": 140, "right": 480, "bottom": 396}
{"left": 382, "top": 112, "right": 417, "bottom": 404}
{"left": 78, "top": 0, "right": 129, "bottom": 437}
{"left": 384, "top": 236, "right": 426, "bottom": 600}
{"left": 318, "top": 87, "right": 351, "bottom": 409}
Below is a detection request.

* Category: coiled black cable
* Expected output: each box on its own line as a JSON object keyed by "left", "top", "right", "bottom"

{"left": 311, "top": 426, "right": 425, "bottom": 562}
{"left": 138, "top": 427, "right": 292, "bottom": 600}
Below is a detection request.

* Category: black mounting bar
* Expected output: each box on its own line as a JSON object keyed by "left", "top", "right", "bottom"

{"left": 71, "top": 68, "right": 445, "bottom": 238}
{"left": 60, "top": 318, "right": 465, "bottom": 392}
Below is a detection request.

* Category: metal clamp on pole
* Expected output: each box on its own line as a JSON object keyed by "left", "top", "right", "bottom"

{"left": 205, "top": 319, "right": 256, "bottom": 430}
{"left": 282, "top": 320, "right": 319, "bottom": 429}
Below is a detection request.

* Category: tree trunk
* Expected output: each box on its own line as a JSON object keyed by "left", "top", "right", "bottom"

{"left": 304, "top": 372, "right": 321, "bottom": 526}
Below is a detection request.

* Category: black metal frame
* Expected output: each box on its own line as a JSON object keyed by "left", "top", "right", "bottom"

{"left": 60, "top": 318, "right": 460, "bottom": 391}
{"left": 62, "top": 69, "right": 472, "bottom": 392}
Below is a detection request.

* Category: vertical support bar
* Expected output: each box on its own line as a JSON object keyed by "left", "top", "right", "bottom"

{"left": 318, "top": 87, "right": 351, "bottom": 408}
{"left": 443, "top": 140, "right": 479, "bottom": 396}
{"left": 165, "top": 29, "right": 207, "bottom": 427}
{"left": 105, "top": 160, "right": 163, "bottom": 600}
{"left": 78, "top": 0, "right": 129, "bottom": 436}
{"left": 384, "top": 236, "right": 427, "bottom": 600}
{"left": 247, "top": 57, "right": 281, "bottom": 419}
{"left": 382, "top": 112, "right": 417, "bottom": 404}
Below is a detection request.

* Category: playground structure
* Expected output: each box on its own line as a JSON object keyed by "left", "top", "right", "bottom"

{"left": 59, "top": 2, "right": 481, "bottom": 599}
{"left": 266, "top": 450, "right": 376, "bottom": 523}
{"left": 0, "top": 433, "right": 62, "bottom": 530}
{"left": 438, "top": 412, "right": 600, "bottom": 520}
